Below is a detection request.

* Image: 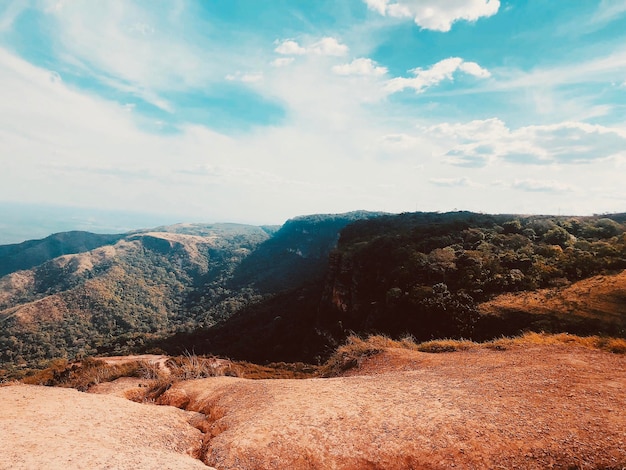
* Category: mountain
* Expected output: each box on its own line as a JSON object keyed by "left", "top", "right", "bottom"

{"left": 316, "top": 211, "right": 626, "bottom": 342}
{"left": 3, "top": 210, "right": 626, "bottom": 370}
{"left": 155, "top": 211, "right": 626, "bottom": 363}
{"left": 0, "top": 223, "right": 269, "bottom": 367}
{"left": 229, "top": 211, "right": 386, "bottom": 293}
{"left": 0, "top": 231, "right": 124, "bottom": 277}
{"left": 0, "top": 213, "right": 380, "bottom": 369}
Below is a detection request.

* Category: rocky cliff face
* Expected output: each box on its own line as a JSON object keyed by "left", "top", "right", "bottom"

{"left": 315, "top": 211, "right": 626, "bottom": 345}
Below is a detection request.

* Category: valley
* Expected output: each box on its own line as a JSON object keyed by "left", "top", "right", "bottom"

{"left": 2, "top": 211, "right": 626, "bottom": 372}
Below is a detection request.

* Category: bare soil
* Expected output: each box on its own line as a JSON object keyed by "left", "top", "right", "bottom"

{"left": 160, "top": 345, "right": 626, "bottom": 469}
{"left": 480, "top": 270, "right": 626, "bottom": 325}
{"left": 1, "top": 344, "right": 624, "bottom": 469}
{"left": 0, "top": 384, "right": 211, "bottom": 470}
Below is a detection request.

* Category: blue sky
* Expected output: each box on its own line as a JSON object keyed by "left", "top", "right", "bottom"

{"left": 1, "top": 0, "right": 625, "bottom": 227}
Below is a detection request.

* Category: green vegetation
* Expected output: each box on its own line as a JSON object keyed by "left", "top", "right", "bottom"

{"left": 0, "top": 215, "right": 378, "bottom": 369}
{"left": 317, "top": 212, "right": 626, "bottom": 342}
{"left": 161, "top": 212, "right": 626, "bottom": 365}
{"left": 0, "top": 231, "right": 124, "bottom": 277}
{"left": 2, "top": 211, "right": 626, "bottom": 371}
{"left": 0, "top": 224, "right": 270, "bottom": 369}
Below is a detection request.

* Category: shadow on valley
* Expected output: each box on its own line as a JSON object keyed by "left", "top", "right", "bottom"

{"left": 152, "top": 211, "right": 626, "bottom": 364}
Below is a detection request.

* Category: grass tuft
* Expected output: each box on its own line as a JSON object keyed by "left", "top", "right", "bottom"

{"left": 319, "top": 335, "right": 391, "bottom": 377}
{"left": 320, "top": 331, "right": 626, "bottom": 377}
{"left": 21, "top": 357, "right": 144, "bottom": 391}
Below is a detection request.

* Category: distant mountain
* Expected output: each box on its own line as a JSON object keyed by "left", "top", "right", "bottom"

{"left": 0, "top": 213, "right": 381, "bottom": 368}
{"left": 0, "top": 201, "right": 185, "bottom": 245}
{"left": 0, "top": 223, "right": 269, "bottom": 367}
{"left": 0, "top": 231, "right": 124, "bottom": 277}
{"left": 229, "top": 211, "right": 386, "bottom": 293}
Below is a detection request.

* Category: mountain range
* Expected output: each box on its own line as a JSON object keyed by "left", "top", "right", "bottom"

{"left": 1, "top": 210, "right": 626, "bottom": 371}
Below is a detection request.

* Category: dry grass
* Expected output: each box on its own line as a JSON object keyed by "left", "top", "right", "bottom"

{"left": 168, "top": 352, "right": 238, "bottom": 380}
{"left": 319, "top": 335, "right": 395, "bottom": 377}
{"left": 488, "top": 331, "right": 626, "bottom": 353}
{"left": 15, "top": 333, "right": 626, "bottom": 392}
{"left": 14, "top": 351, "right": 320, "bottom": 399}
{"left": 21, "top": 357, "right": 144, "bottom": 391}
{"left": 320, "top": 332, "right": 626, "bottom": 377}
{"left": 137, "top": 352, "right": 241, "bottom": 402}
{"left": 233, "top": 361, "right": 318, "bottom": 379}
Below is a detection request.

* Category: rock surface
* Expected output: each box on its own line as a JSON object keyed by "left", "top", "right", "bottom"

{"left": 161, "top": 345, "right": 626, "bottom": 469}
{"left": 0, "top": 384, "right": 211, "bottom": 470}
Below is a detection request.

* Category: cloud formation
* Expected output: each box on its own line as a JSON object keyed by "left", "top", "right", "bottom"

{"left": 225, "top": 71, "right": 263, "bottom": 83}
{"left": 364, "top": 0, "right": 500, "bottom": 32}
{"left": 386, "top": 57, "right": 490, "bottom": 93}
{"left": 429, "top": 177, "right": 477, "bottom": 187}
{"left": 2, "top": 0, "right": 626, "bottom": 222}
{"left": 332, "top": 58, "right": 388, "bottom": 76}
{"left": 274, "top": 37, "right": 348, "bottom": 57}
{"left": 274, "top": 40, "right": 306, "bottom": 55}
{"left": 427, "top": 119, "right": 626, "bottom": 167}
{"left": 512, "top": 179, "right": 574, "bottom": 193}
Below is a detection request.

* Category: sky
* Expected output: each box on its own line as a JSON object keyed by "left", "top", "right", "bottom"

{"left": 1, "top": 0, "right": 626, "bottom": 229}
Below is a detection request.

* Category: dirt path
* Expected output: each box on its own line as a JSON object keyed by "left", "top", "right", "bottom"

{"left": 0, "top": 384, "right": 212, "bottom": 470}
{"left": 159, "top": 345, "right": 626, "bottom": 469}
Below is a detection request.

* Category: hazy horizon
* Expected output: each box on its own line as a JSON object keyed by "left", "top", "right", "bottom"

{"left": 2, "top": 199, "right": 624, "bottom": 246}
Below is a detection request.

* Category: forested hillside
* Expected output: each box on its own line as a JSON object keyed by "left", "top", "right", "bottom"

{"left": 2, "top": 211, "right": 626, "bottom": 370}
{"left": 317, "top": 212, "right": 626, "bottom": 341}
{"left": 160, "top": 212, "right": 626, "bottom": 364}
{"left": 0, "top": 213, "right": 379, "bottom": 369}
{"left": 0, "top": 224, "right": 268, "bottom": 367}
{"left": 0, "top": 231, "right": 124, "bottom": 277}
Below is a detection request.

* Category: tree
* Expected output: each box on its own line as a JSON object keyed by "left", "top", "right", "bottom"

{"left": 543, "top": 226, "right": 571, "bottom": 247}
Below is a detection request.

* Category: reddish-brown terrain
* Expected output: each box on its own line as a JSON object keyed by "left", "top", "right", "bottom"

{"left": 0, "top": 384, "right": 210, "bottom": 470}
{"left": 2, "top": 343, "right": 624, "bottom": 469}
{"left": 480, "top": 270, "right": 626, "bottom": 326}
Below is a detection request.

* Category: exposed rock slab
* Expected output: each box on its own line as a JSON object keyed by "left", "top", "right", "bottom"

{"left": 160, "top": 345, "right": 626, "bottom": 469}
{"left": 0, "top": 384, "right": 210, "bottom": 470}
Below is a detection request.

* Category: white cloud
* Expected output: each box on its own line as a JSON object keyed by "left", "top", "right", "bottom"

{"left": 271, "top": 57, "right": 295, "bottom": 67}
{"left": 0, "top": 47, "right": 425, "bottom": 223}
{"left": 364, "top": 0, "right": 500, "bottom": 32}
{"left": 426, "top": 118, "right": 626, "bottom": 167}
{"left": 429, "top": 177, "right": 477, "bottom": 187}
{"left": 458, "top": 61, "right": 491, "bottom": 78}
{"left": 492, "top": 48, "right": 626, "bottom": 92}
{"left": 225, "top": 71, "right": 263, "bottom": 83}
{"left": 129, "top": 22, "right": 154, "bottom": 36}
{"left": 274, "top": 37, "right": 348, "bottom": 57}
{"left": 178, "top": 164, "right": 284, "bottom": 186}
{"left": 427, "top": 118, "right": 508, "bottom": 141}
{"left": 512, "top": 179, "right": 574, "bottom": 193}
{"left": 332, "top": 58, "right": 388, "bottom": 76}
{"left": 385, "top": 57, "right": 490, "bottom": 93}
{"left": 24, "top": 0, "right": 256, "bottom": 111}
{"left": 274, "top": 40, "right": 306, "bottom": 55}
{"left": 3, "top": 3, "right": 625, "bottom": 222}
{"left": 591, "top": 0, "right": 626, "bottom": 26}
{"left": 0, "top": 0, "right": 28, "bottom": 32}
{"left": 308, "top": 37, "right": 349, "bottom": 56}
{"left": 379, "top": 133, "right": 423, "bottom": 149}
